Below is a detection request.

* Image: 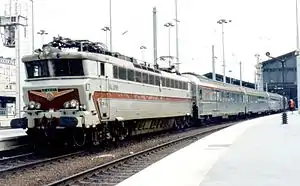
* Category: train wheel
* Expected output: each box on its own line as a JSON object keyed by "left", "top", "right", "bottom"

{"left": 183, "top": 116, "right": 191, "bottom": 128}
{"left": 72, "top": 128, "right": 86, "bottom": 147}
{"left": 173, "top": 118, "right": 184, "bottom": 130}
{"left": 118, "top": 122, "right": 128, "bottom": 141}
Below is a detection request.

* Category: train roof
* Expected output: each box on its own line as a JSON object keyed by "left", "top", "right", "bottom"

{"left": 183, "top": 72, "right": 278, "bottom": 98}
{"left": 268, "top": 92, "right": 283, "bottom": 98}
{"left": 243, "top": 87, "right": 269, "bottom": 97}
{"left": 182, "top": 72, "right": 244, "bottom": 93}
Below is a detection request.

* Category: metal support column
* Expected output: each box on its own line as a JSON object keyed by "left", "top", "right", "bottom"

{"left": 239, "top": 61, "right": 242, "bottom": 86}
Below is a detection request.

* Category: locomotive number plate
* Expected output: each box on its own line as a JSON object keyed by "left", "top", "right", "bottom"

{"left": 41, "top": 88, "right": 58, "bottom": 93}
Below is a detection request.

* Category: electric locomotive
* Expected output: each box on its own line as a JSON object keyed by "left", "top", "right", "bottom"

{"left": 11, "top": 36, "right": 192, "bottom": 146}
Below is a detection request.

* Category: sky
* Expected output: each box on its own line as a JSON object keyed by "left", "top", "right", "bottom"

{"left": 0, "top": 0, "right": 299, "bottom": 82}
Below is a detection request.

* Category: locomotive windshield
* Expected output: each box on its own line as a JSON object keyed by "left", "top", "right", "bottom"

{"left": 25, "top": 60, "right": 49, "bottom": 78}
{"left": 25, "top": 59, "right": 84, "bottom": 79}
{"left": 52, "top": 59, "right": 84, "bottom": 76}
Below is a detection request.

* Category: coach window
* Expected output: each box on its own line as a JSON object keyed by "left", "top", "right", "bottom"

{"left": 231, "top": 93, "right": 235, "bottom": 102}
{"left": 149, "top": 74, "right": 154, "bottom": 85}
{"left": 178, "top": 81, "right": 182, "bottom": 89}
{"left": 199, "top": 89, "right": 202, "bottom": 99}
{"left": 212, "top": 91, "right": 217, "bottom": 101}
{"left": 174, "top": 80, "right": 178, "bottom": 89}
{"left": 113, "top": 66, "right": 118, "bottom": 78}
{"left": 236, "top": 94, "right": 240, "bottom": 102}
{"left": 161, "top": 77, "right": 166, "bottom": 87}
{"left": 100, "top": 63, "right": 105, "bottom": 76}
{"left": 155, "top": 76, "right": 160, "bottom": 86}
{"left": 183, "top": 82, "right": 188, "bottom": 90}
{"left": 166, "top": 78, "right": 170, "bottom": 87}
{"left": 127, "top": 69, "right": 134, "bottom": 81}
{"left": 143, "top": 73, "right": 148, "bottom": 84}
{"left": 119, "top": 67, "right": 127, "bottom": 80}
{"left": 221, "top": 91, "right": 225, "bottom": 102}
{"left": 135, "top": 71, "right": 142, "bottom": 83}
{"left": 171, "top": 79, "right": 175, "bottom": 88}
{"left": 216, "top": 91, "right": 221, "bottom": 102}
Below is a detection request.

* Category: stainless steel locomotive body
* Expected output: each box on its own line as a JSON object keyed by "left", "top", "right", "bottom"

{"left": 12, "top": 45, "right": 192, "bottom": 146}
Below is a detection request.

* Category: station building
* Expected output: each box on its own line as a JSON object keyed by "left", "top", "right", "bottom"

{"left": 0, "top": 57, "right": 16, "bottom": 116}
{"left": 261, "top": 51, "right": 298, "bottom": 107}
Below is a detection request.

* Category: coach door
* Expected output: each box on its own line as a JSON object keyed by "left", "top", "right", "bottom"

{"left": 98, "top": 62, "right": 110, "bottom": 119}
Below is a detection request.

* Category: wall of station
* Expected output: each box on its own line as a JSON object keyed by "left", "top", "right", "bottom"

{"left": 262, "top": 51, "right": 297, "bottom": 106}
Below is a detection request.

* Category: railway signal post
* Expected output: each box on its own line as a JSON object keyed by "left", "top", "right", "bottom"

{"left": 266, "top": 52, "right": 288, "bottom": 124}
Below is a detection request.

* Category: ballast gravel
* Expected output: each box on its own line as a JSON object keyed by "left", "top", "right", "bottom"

{"left": 0, "top": 124, "right": 229, "bottom": 186}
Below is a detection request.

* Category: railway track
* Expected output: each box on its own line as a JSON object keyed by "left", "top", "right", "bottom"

{"left": 0, "top": 125, "right": 215, "bottom": 176}
{"left": 47, "top": 124, "right": 231, "bottom": 186}
{"left": 0, "top": 151, "right": 83, "bottom": 174}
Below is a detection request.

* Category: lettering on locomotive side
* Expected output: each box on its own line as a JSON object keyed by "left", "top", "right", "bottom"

{"left": 109, "top": 84, "right": 119, "bottom": 91}
{"left": 41, "top": 88, "right": 58, "bottom": 93}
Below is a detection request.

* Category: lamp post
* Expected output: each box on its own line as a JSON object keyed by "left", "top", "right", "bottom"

{"left": 164, "top": 22, "right": 174, "bottom": 67}
{"left": 228, "top": 70, "right": 232, "bottom": 84}
{"left": 266, "top": 52, "right": 288, "bottom": 124}
{"left": 140, "top": 45, "right": 147, "bottom": 61}
{"left": 212, "top": 45, "right": 217, "bottom": 81}
{"left": 37, "top": 29, "right": 48, "bottom": 46}
{"left": 296, "top": 0, "right": 299, "bottom": 50}
{"left": 174, "top": 0, "right": 180, "bottom": 71}
{"left": 217, "top": 19, "right": 232, "bottom": 83}
{"left": 101, "top": 26, "right": 110, "bottom": 47}
{"left": 239, "top": 61, "right": 242, "bottom": 86}
{"left": 109, "top": 0, "right": 112, "bottom": 51}
{"left": 29, "top": 0, "right": 34, "bottom": 54}
{"left": 295, "top": 0, "right": 300, "bottom": 112}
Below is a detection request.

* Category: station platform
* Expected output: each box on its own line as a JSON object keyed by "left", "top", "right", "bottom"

{"left": 0, "top": 128, "right": 26, "bottom": 141}
{"left": 0, "top": 116, "right": 14, "bottom": 128}
{"left": 117, "top": 112, "right": 300, "bottom": 186}
{"left": 0, "top": 128, "right": 27, "bottom": 152}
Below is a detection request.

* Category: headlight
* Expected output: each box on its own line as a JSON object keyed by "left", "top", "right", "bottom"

{"left": 79, "top": 104, "right": 86, "bottom": 110}
{"left": 29, "top": 101, "right": 36, "bottom": 109}
{"left": 63, "top": 101, "right": 70, "bottom": 108}
{"left": 35, "top": 102, "right": 41, "bottom": 109}
{"left": 70, "top": 99, "right": 79, "bottom": 108}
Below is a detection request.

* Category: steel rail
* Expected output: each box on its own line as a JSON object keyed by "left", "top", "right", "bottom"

{"left": 0, "top": 151, "right": 84, "bottom": 174}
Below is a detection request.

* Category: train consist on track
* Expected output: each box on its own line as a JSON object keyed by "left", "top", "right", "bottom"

{"left": 11, "top": 36, "right": 286, "bottom": 147}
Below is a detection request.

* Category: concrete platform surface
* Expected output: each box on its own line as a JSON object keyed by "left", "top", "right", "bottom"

{"left": 117, "top": 112, "right": 299, "bottom": 186}
{"left": 0, "top": 116, "right": 15, "bottom": 128}
{"left": 0, "top": 128, "right": 27, "bottom": 141}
